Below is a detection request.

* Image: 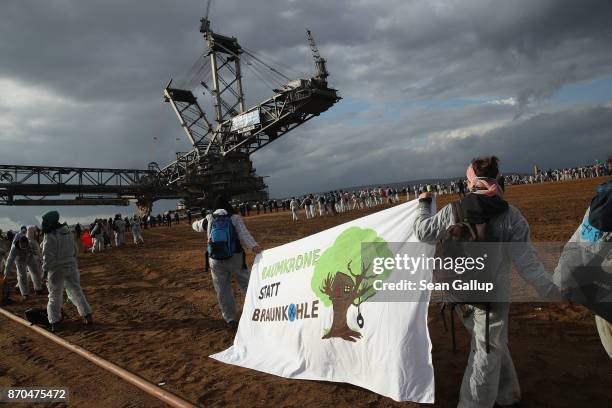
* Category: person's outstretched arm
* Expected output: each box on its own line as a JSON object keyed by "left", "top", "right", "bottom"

{"left": 413, "top": 195, "right": 452, "bottom": 243}
{"left": 232, "top": 215, "right": 261, "bottom": 253}
{"left": 192, "top": 217, "right": 209, "bottom": 233}
{"left": 3, "top": 245, "right": 17, "bottom": 278}
{"left": 507, "top": 209, "right": 558, "bottom": 298}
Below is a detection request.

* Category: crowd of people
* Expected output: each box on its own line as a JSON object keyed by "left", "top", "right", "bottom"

{"left": 228, "top": 162, "right": 612, "bottom": 222}
{"left": 204, "top": 156, "right": 611, "bottom": 407}
{"left": 232, "top": 186, "right": 453, "bottom": 223}
{"left": 82, "top": 210, "right": 193, "bottom": 253}
{"left": 0, "top": 208, "right": 196, "bottom": 322}
{"left": 1, "top": 212, "right": 93, "bottom": 332}
{"left": 1, "top": 158, "right": 610, "bottom": 407}
{"left": 87, "top": 214, "right": 141, "bottom": 253}
{"left": 504, "top": 163, "right": 609, "bottom": 184}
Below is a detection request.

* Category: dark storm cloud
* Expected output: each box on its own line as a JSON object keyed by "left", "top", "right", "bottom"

{"left": 3, "top": 0, "right": 612, "bottom": 104}
{"left": 1, "top": 0, "right": 612, "bottom": 209}
{"left": 255, "top": 103, "right": 612, "bottom": 197}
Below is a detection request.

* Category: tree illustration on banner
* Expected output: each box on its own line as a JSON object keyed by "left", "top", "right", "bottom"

{"left": 311, "top": 227, "right": 393, "bottom": 342}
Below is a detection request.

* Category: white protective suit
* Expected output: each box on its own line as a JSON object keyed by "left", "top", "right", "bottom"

{"left": 26, "top": 226, "right": 43, "bottom": 276}
{"left": 90, "top": 223, "right": 104, "bottom": 253}
{"left": 414, "top": 195, "right": 557, "bottom": 408}
{"left": 42, "top": 225, "right": 92, "bottom": 324}
{"left": 192, "top": 210, "right": 258, "bottom": 323}
{"left": 131, "top": 217, "right": 144, "bottom": 244}
{"left": 553, "top": 207, "right": 612, "bottom": 359}
{"left": 289, "top": 199, "right": 299, "bottom": 221}
{"left": 0, "top": 238, "right": 10, "bottom": 283}
{"left": 3, "top": 238, "right": 44, "bottom": 296}
{"left": 113, "top": 218, "right": 126, "bottom": 247}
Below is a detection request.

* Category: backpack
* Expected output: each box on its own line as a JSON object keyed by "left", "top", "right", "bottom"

{"left": 434, "top": 200, "right": 505, "bottom": 292}
{"left": 434, "top": 200, "right": 506, "bottom": 353}
{"left": 208, "top": 215, "right": 240, "bottom": 260}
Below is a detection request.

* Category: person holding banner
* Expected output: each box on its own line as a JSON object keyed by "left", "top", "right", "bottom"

{"left": 414, "top": 156, "right": 558, "bottom": 408}
{"left": 553, "top": 179, "right": 612, "bottom": 359}
{"left": 192, "top": 196, "right": 262, "bottom": 329}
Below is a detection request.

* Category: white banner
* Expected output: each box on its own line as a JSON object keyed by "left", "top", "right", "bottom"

{"left": 211, "top": 200, "right": 435, "bottom": 403}
{"left": 230, "top": 109, "right": 260, "bottom": 132}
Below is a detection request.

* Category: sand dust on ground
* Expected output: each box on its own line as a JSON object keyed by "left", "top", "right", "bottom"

{"left": 1, "top": 177, "right": 611, "bottom": 407}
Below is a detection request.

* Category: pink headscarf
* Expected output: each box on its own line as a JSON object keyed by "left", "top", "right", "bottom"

{"left": 466, "top": 164, "right": 502, "bottom": 197}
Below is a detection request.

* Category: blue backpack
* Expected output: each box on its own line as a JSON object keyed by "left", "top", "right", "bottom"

{"left": 208, "top": 214, "right": 239, "bottom": 260}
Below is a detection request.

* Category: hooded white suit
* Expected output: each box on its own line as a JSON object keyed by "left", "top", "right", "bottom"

{"left": 42, "top": 225, "right": 92, "bottom": 324}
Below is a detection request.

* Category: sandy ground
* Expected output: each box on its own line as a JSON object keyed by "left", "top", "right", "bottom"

{"left": 1, "top": 177, "right": 611, "bottom": 407}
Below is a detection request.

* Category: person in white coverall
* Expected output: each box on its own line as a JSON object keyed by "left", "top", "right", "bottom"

{"left": 41, "top": 211, "right": 93, "bottom": 332}
{"left": 90, "top": 220, "right": 104, "bottom": 253}
{"left": 553, "top": 179, "right": 612, "bottom": 359}
{"left": 414, "top": 156, "right": 559, "bottom": 408}
{"left": 289, "top": 198, "right": 299, "bottom": 221}
{"left": 3, "top": 235, "right": 44, "bottom": 298}
{"left": 113, "top": 214, "right": 126, "bottom": 247}
{"left": 9, "top": 225, "right": 42, "bottom": 290}
{"left": 26, "top": 225, "right": 42, "bottom": 270}
{"left": 192, "top": 196, "right": 261, "bottom": 329}
{"left": 10, "top": 226, "right": 33, "bottom": 289}
{"left": 11, "top": 225, "right": 28, "bottom": 244}
{"left": 131, "top": 215, "right": 144, "bottom": 244}
{"left": 317, "top": 195, "right": 325, "bottom": 216}
{"left": 0, "top": 233, "right": 8, "bottom": 276}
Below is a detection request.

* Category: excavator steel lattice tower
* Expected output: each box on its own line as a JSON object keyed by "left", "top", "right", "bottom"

{"left": 160, "top": 12, "right": 340, "bottom": 208}
{"left": 0, "top": 5, "right": 340, "bottom": 214}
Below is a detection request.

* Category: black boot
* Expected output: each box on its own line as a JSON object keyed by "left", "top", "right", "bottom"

{"left": 83, "top": 314, "right": 94, "bottom": 325}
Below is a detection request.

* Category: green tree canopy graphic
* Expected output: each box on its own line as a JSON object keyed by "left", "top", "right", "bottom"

{"left": 310, "top": 227, "right": 394, "bottom": 341}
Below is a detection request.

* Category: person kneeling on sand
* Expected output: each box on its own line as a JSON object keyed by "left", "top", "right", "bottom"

{"left": 41, "top": 210, "right": 93, "bottom": 332}
{"left": 192, "top": 196, "right": 262, "bottom": 329}
{"left": 414, "top": 156, "right": 558, "bottom": 408}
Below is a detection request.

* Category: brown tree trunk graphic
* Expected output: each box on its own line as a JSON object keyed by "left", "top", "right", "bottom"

{"left": 320, "top": 260, "right": 375, "bottom": 342}
{"left": 322, "top": 298, "right": 362, "bottom": 342}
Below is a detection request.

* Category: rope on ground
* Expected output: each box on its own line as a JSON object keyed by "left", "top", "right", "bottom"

{"left": 0, "top": 307, "right": 198, "bottom": 408}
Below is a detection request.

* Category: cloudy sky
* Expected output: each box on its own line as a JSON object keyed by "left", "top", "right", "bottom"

{"left": 1, "top": 0, "right": 612, "bottom": 228}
